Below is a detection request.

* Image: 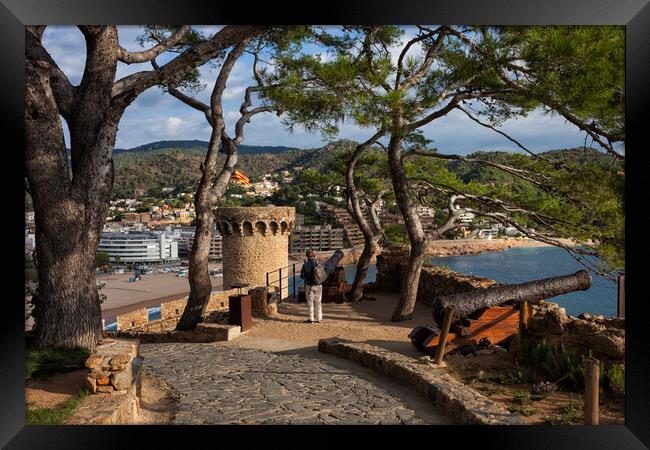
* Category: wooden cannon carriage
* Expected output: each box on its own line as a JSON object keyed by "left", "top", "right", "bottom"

{"left": 410, "top": 270, "right": 593, "bottom": 362}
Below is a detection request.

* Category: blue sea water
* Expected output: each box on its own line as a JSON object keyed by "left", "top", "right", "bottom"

{"left": 427, "top": 246, "right": 617, "bottom": 317}
{"left": 302, "top": 246, "right": 616, "bottom": 317}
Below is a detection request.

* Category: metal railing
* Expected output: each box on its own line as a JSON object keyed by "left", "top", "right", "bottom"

{"left": 266, "top": 263, "right": 298, "bottom": 299}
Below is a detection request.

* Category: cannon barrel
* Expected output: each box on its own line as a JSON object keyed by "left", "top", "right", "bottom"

{"left": 432, "top": 270, "right": 592, "bottom": 325}
{"left": 322, "top": 250, "right": 345, "bottom": 277}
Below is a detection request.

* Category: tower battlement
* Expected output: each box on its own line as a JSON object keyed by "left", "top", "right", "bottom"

{"left": 215, "top": 207, "right": 296, "bottom": 297}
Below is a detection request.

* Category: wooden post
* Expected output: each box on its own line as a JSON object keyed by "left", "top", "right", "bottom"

{"left": 584, "top": 358, "right": 600, "bottom": 425}
{"left": 617, "top": 274, "right": 625, "bottom": 318}
{"left": 519, "top": 300, "right": 529, "bottom": 332}
{"left": 434, "top": 307, "right": 454, "bottom": 365}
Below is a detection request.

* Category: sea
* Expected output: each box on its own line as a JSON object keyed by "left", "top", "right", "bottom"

{"left": 340, "top": 246, "right": 617, "bottom": 317}
{"left": 103, "top": 246, "right": 619, "bottom": 331}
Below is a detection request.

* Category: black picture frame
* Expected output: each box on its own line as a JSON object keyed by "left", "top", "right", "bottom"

{"left": 2, "top": 1, "right": 648, "bottom": 448}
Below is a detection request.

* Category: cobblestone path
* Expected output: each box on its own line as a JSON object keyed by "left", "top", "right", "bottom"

{"left": 141, "top": 343, "right": 437, "bottom": 424}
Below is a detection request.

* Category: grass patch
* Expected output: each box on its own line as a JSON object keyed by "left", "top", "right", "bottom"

{"left": 26, "top": 345, "right": 90, "bottom": 379}
{"left": 26, "top": 389, "right": 88, "bottom": 424}
{"left": 478, "top": 383, "right": 507, "bottom": 396}
{"left": 544, "top": 398, "right": 583, "bottom": 425}
{"left": 511, "top": 390, "right": 531, "bottom": 405}
{"left": 508, "top": 405, "right": 539, "bottom": 416}
{"left": 605, "top": 364, "right": 624, "bottom": 395}
{"left": 496, "top": 362, "right": 533, "bottom": 385}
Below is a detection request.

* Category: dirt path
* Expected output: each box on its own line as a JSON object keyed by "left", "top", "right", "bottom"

{"left": 25, "top": 369, "right": 88, "bottom": 410}
{"left": 245, "top": 293, "right": 429, "bottom": 357}
{"left": 134, "top": 374, "right": 178, "bottom": 424}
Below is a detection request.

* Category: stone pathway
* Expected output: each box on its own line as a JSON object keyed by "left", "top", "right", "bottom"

{"left": 140, "top": 342, "right": 447, "bottom": 424}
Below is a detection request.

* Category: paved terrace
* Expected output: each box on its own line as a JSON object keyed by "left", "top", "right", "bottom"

{"left": 140, "top": 293, "right": 456, "bottom": 424}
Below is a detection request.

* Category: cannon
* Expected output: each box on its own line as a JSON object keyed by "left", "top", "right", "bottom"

{"left": 318, "top": 250, "right": 345, "bottom": 282}
{"left": 298, "top": 250, "right": 349, "bottom": 302}
{"left": 432, "top": 270, "right": 592, "bottom": 325}
{"left": 410, "top": 270, "right": 593, "bottom": 360}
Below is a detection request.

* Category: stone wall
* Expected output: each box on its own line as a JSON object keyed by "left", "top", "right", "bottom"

{"left": 71, "top": 338, "right": 142, "bottom": 424}
{"left": 116, "top": 288, "right": 240, "bottom": 332}
{"left": 526, "top": 301, "right": 625, "bottom": 361}
{"left": 160, "top": 298, "right": 188, "bottom": 321}
{"left": 216, "top": 206, "right": 295, "bottom": 298}
{"left": 368, "top": 247, "right": 497, "bottom": 305}
{"left": 116, "top": 308, "right": 148, "bottom": 331}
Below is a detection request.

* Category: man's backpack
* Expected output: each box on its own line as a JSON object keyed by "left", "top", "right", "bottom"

{"left": 313, "top": 261, "right": 328, "bottom": 285}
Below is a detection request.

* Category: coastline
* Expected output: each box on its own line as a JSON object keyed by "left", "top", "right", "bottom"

{"left": 426, "top": 237, "right": 579, "bottom": 257}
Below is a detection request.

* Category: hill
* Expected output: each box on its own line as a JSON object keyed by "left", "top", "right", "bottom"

{"left": 106, "top": 140, "right": 620, "bottom": 198}
{"left": 110, "top": 140, "right": 347, "bottom": 197}
{"left": 113, "top": 140, "right": 302, "bottom": 156}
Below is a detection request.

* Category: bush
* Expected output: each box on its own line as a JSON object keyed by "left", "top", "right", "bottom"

{"left": 605, "top": 364, "right": 625, "bottom": 395}
{"left": 516, "top": 338, "right": 623, "bottom": 394}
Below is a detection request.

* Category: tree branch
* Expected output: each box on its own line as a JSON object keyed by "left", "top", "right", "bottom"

{"left": 455, "top": 105, "right": 572, "bottom": 171}
{"left": 403, "top": 149, "right": 554, "bottom": 191}
{"left": 25, "top": 26, "right": 75, "bottom": 120}
{"left": 117, "top": 26, "right": 191, "bottom": 64}
{"left": 400, "top": 27, "right": 449, "bottom": 91}
{"left": 111, "top": 25, "right": 265, "bottom": 110}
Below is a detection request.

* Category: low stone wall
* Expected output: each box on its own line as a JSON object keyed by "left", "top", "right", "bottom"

{"left": 70, "top": 338, "right": 142, "bottom": 424}
{"left": 116, "top": 308, "right": 148, "bottom": 331}
{"left": 318, "top": 338, "right": 527, "bottom": 425}
{"left": 367, "top": 247, "right": 497, "bottom": 305}
{"left": 108, "top": 324, "right": 241, "bottom": 344}
{"left": 115, "top": 288, "right": 240, "bottom": 332}
{"left": 526, "top": 301, "right": 625, "bottom": 361}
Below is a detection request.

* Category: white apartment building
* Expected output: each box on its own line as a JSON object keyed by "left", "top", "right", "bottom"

{"left": 97, "top": 232, "right": 179, "bottom": 264}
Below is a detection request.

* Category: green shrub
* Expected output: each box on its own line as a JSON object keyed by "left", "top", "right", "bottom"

{"left": 516, "top": 339, "right": 591, "bottom": 391}
{"left": 605, "top": 364, "right": 625, "bottom": 395}
{"left": 517, "top": 338, "right": 624, "bottom": 394}
{"left": 512, "top": 390, "right": 531, "bottom": 405}
{"left": 544, "top": 398, "right": 583, "bottom": 424}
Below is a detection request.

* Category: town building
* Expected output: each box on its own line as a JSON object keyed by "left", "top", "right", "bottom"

{"left": 318, "top": 203, "right": 365, "bottom": 247}
{"left": 122, "top": 212, "right": 152, "bottom": 224}
{"left": 289, "top": 225, "right": 344, "bottom": 254}
{"left": 97, "top": 231, "right": 179, "bottom": 264}
{"left": 171, "top": 226, "right": 223, "bottom": 259}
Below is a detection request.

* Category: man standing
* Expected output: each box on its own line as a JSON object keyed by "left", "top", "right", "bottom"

{"left": 300, "top": 249, "right": 323, "bottom": 323}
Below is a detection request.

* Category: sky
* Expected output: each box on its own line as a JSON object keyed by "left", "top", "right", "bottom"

{"left": 41, "top": 25, "right": 617, "bottom": 154}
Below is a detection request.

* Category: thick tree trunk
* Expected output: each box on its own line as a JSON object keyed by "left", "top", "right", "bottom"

{"left": 176, "top": 135, "right": 237, "bottom": 330}
{"left": 31, "top": 217, "right": 103, "bottom": 349}
{"left": 349, "top": 239, "right": 378, "bottom": 301}
{"left": 386, "top": 135, "right": 428, "bottom": 321}
{"left": 175, "top": 200, "right": 214, "bottom": 330}
{"left": 345, "top": 133, "right": 383, "bottom": 302}
{"left": 26, "top": 27, "right": 118, "bottom": 350}
{"left": 432, "top": 270, "right": 593, "bottom": 325}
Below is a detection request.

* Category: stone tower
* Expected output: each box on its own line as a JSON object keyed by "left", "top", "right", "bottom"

{"left": 215, "top": 206, "right": 295, "bottom": 298}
